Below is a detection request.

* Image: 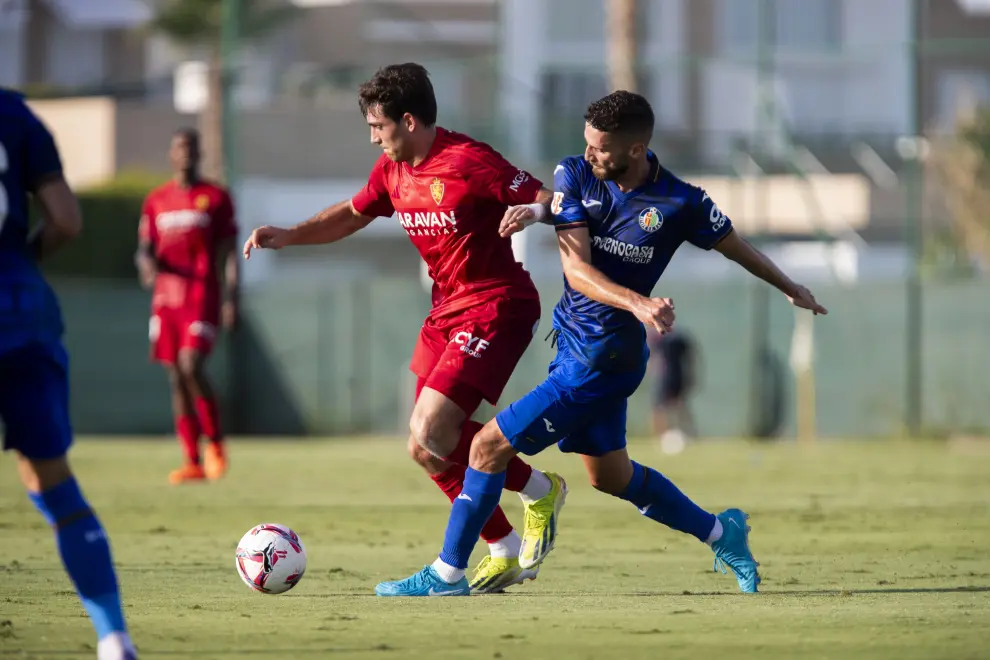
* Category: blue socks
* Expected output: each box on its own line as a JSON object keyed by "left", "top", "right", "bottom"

{"left": 617, "top": 461, "right": 716, "bottom": 542}
{"left": 439, "top": 467, "right": 506, "bottom": 570}
{"left": 28, "top": 478, "right": 127, "bottom": 640}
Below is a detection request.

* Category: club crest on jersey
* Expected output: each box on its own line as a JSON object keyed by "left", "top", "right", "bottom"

{"left": 195, "top": 194, "right": 211, "bottom": 211}
{"left": 639, "top": 207, "right": 663, "bottom": 233}
{"left": 430, "top": 177, "right": 445, "bottom": 206}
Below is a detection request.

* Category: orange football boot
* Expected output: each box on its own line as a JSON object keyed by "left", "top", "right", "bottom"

{"left": 168, "top": 463, "right": 206, "bottom": 485}
{"left": 204, "top": 443, "right": 228, "bottom": 480}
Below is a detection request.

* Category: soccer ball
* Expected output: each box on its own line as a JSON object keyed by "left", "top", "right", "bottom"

{"left": 235, "top": 523, "right": 307, "bottom": 594}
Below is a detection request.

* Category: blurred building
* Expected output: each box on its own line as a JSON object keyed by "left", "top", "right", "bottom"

{"left": 501, "top": 0, "right": 990, "bottom": 167}
{"left": 0, "top": 0, "right": 149, "bottom": 90}
{"left": 14, "top": 0, "right": 990, "bottom": 283}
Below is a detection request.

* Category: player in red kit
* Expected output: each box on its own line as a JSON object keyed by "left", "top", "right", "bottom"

{"left": 136, "top": 128, "right": 240, "bottom": 485}
{"left": 243, "top": 63, "right": 563, "bottom": 593}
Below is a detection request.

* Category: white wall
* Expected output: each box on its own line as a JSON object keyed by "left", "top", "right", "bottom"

{"left": 702, "top": 0, "right": 911, "bottom": 159}
{"left": 499, "top": 0, "right": 913, "bottom": 163}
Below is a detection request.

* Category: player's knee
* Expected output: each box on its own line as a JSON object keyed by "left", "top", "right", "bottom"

{"left": 409, "top": 410, "right": 456, "bottom": 459}
{"left": 468, "top": 424, "right": 513, "bottom": 473}
{"left": 407, "top": 434, "right": 441, "bottom": 468}
{"left": 164, "top": 364, "right": 182, "bottom": 388}
{"left": 16, "top": 454, "right": 73, "bottom": 493}
{"left": 176, "top": 353, "right": 200, "bottom": 380}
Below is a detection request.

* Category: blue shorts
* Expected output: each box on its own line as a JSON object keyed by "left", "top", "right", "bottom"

{"left": 496, "top": 341, "right": 646, "bottom": 457}
{"left": 0, "top": 342, "right": 73, "bottom": 460}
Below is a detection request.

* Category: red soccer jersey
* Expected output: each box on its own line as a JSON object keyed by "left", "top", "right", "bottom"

{"left": 351, "top": 127, "right": 543, "bottom": 318}
{"left": 139, "top": 179, "right": 237, "bottom": 315}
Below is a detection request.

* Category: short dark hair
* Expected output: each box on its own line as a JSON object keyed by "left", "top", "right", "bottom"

{"left": 358, "top": 63, "right": 438, "bottom": 127}
{"left": 173, "top": 127, "right": 200, "bottom": 146}
{"left": 584, "top": 91, "right": 654, "bottom": 139}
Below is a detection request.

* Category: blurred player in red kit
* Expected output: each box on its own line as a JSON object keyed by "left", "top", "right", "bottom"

{"left": 136, "top": 128, "right": 240, "bottom": 485}
{"left": 243, "top": 63, "right": 561, "bottom": 593}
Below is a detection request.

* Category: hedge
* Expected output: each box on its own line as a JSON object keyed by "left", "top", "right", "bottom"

{"left": 39, "top": 171, "right": 166, "bottom": 280}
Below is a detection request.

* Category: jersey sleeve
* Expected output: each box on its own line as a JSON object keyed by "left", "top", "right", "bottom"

{"left": 22, "top": 106, "right": 63, "bottom": 192}
{"left": 684, "top": 187, "right": 733, "bottom": 250}
{"left": 550, "top": 159, "right": 590, "bottom": 232}
{"left": 463, "top": 143, "right": 543, "bottom": 206}
{"left": 214, "top": 189, "right": 238, "bottom": 241}
{"left": 351, "top": 156, "right": 395, "bottom": 218}
{"left": 138, "top": 195, "right": 158, "bottom": 247}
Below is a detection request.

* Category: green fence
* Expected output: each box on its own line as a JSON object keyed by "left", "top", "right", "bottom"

{"left": 54, "top": 277, "right": 990, "bottom": 439}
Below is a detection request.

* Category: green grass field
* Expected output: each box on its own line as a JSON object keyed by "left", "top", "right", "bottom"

{"left": 1, "top": 437, "right": 989, "bottom": 659}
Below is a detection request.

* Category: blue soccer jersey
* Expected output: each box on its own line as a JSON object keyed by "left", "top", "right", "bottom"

{"left": 497, "top": 153, "right": 733, "bottom": 458}
{"left": 548, "top": 152, "right": 732, "bottom": 371}
{"left": 0, "top": 90, "right": 72, "bottom": 460}
{"left": 0, "top": 89, "right": 66, "bottom": 355}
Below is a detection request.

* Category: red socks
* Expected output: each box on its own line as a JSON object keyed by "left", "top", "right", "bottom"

{"left": 176, "top": 414, "right": 201, "bottom": 464}
{"left": 194, "top": 396, "right": 223, "bottom": 445}
{"left": 445, "top": 421, "right": 534, "bottom": 492}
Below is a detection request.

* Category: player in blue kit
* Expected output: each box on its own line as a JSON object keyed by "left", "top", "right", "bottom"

{"left": 0, "top": 90, "right": 136, "bottom": 659}
{"left": 375, "top": 91, "right": 827, "bottom": 597}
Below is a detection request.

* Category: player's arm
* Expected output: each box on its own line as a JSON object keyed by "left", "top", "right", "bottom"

{"left": 242, "top": 200, "right": 375, "bottom": 258}
{"left": 30, "top": 178, "right": 82, "bottom": 259}
{"left": 713, "top": 229, "right": 829, "bottom": 315}
{"left": 135, "top": 200, "right": 158, "bottom": 289}
{"left": 687, "top": 189, "right": 827, "bottom": 315}
{"left": 22, "top": 107, "right": 81, "bottom": 259}
{"left": 216, "top": 192, "right": 240, "bottom": 327}
{"left": 243, "top": 158, "right": 392, "bottom": 259}
{"left": 557, "top": 227, "right": 674, "bottom": 334}
{"left": 498, "top": 187, "right": 555, "bottom": 237}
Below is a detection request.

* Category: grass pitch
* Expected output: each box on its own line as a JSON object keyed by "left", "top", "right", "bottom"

{"left": 1, "top": 437, "right": 989, "bottom": 659}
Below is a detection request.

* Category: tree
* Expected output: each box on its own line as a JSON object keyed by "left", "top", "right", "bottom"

{"left": 605, "top": 0, "right": 638, "bottom": 93}
{"left": 929, "top": 107, "right": 990, "bottom": 270}
{"left": 148, "top": 0, "right": 297, "bottom": 182}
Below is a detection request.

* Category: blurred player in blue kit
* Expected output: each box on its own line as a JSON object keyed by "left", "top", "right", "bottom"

{"left": 377, "top": 91, "right": 827, "bottom": 597}
{"left": 0, "top": 90, "right": 136, "bottom": 659}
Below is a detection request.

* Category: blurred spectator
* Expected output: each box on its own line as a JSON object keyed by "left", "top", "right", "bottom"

{"left": 648, "top": 326, "right": 698, "bottom": 453}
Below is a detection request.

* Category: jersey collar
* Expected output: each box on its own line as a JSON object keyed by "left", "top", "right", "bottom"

{"left": 606, "top": 150, "right": 662, "bottom": 201}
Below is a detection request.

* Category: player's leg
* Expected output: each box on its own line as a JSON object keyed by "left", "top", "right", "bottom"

{"left": 1, "top": 344, "right": 137, "bottom": 658}
{"left": 659, "top": 370, "right": 690, "bottom": 453}
{"left": 407, "top": 317, "right": 546, "bottom": 576}
{"left": 376, "top": 416, "right": 534, "bottom": 597}
{"left": 409, "top": 380, "right": 543, "bottom": 592}
{"left": 375, "top": 367, "right": 581, "bottom": 597}
{"left": 681, "top": 402, "right": 697, "bottom": 438}
{"left": 651, "top": 371, "right": 668, "bottom": 436}
{"left": 152, "top": 311, "right": 205, "bottom": 484}
{"left": 576, "top": 410, "right": 760, "bottom": 593}
{"left": 176, "top": 319, "right": 226, "bottom": 480}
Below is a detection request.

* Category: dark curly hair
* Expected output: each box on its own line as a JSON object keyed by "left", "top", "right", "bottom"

{"left": 584, "top": 91, "right": 654, "bottom": 139}
{"left": 358, "top": 63, "right": 438, "bottom": 127}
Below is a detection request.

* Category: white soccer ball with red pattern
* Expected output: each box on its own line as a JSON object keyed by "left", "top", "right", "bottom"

{"left": 235, "top": 523, "right": 307, "bottom": 594}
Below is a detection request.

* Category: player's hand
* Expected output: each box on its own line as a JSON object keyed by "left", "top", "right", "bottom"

{"left": 138, "top": 265, "right": 157, "bottom": 290}
{"left": 632, "top": 296, "right": 676, "bottom": 334}
{"left": 221, "top": 300, "right": 238, "bottom": 331}
{"left": 787, "top": 284, "right": 828, "bottom": 315}
{"left": 243, "top": 225, "right": 291, "bottom": 259}
{"left": 499, "top": 205, "right": 541, "bottom": 238}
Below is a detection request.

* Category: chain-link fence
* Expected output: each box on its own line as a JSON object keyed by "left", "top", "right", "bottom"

{"left": 19, "top": 0, "right": 990, "bottom": 437}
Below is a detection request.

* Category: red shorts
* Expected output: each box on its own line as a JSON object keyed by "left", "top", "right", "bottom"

{"left": 149, "top": 307, "right": 219, "bottom": 365}
{"left": 411, "top": 296, "right": 542, "bottom": 414}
